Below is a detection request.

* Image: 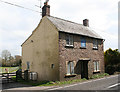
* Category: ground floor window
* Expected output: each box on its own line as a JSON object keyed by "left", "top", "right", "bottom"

{"left": 27, "top": 61, "right": 30, "bottom": 70}
{"left": 67, "top": 61, "right": 74, "bottom": 75}
{"left": 94, "top": 61, "right": 100, "bottom": 72}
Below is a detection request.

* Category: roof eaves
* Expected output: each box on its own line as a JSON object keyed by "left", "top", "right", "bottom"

{"left": 59, "top": 30, "right": 103, "bottom": 40}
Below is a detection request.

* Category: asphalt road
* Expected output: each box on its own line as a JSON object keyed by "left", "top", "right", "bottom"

{"left": 48, "top": 74, "right": 120, "bottom": 90}
{"left": 0, "top": 74, "right": 120, "bottom": 92}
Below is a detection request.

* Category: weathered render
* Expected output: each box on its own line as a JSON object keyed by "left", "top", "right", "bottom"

{"left": 22, "top": 16, "right": 59, "bottom": 81}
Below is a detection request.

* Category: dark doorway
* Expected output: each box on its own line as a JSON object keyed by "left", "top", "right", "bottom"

{"left": 81, "top": 61, "right": 88, "bottom": 79}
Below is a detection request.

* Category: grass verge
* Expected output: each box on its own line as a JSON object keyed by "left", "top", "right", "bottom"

{"left": 0, "top": 67, "right": 19, "bottom": 73}
{"left": 90, "top": 73, "right": 109, "bottom": 79}
{"left": 15, "top": 78, "right": 87, "bottom": 86}
{"left": 13, "top": 73, "right": 109, "bottom": 86}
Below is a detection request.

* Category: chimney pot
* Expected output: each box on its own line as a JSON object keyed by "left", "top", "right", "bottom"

{"left": 83, "top": 19, "right": 89, "bottom": 27}
{"left": 44, "top": 2, "right": 48, "bottom": 5}
{"left": 42, "top": 2, "right": 50, "bottom": 17}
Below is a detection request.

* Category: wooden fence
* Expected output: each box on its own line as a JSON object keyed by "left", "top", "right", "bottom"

{"left": 0, "top": 70, "right": 33, "bottom": 83}
{"left": 0, "top": 72, "right": 24, "bottom": 83}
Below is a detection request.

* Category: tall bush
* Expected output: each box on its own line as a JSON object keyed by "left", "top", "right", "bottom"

{"left": 104, "top": 48, "right": 120, "bottom": 74}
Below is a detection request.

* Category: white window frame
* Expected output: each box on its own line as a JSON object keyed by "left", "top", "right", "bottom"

{"left": 93, "top": 39, "right": 98, "bottom": 49}
{"left": 66, "top": 34, "right": 73, "bottom": 47}
{"left": 67, "top": 61, "right": 74, "bottom": 75}
{"left": 94, "top": 61, "right": 100, "bottom": 72}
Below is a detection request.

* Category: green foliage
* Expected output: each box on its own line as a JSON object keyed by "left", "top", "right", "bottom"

{"left": 0, "top": 67, "right": 19, "bottom": 73}
{"left": 15, "top": 73, "right": 108, "bottom": 87}
{"left": 104, "top": 48, "right": 120, "bottom": 74}
{"left": 1, "top": 57, "right": 22, "bottom": 67}
{"left": 115, "top": 63, "right": 120, "bottom": 72}
{"left": 90, "top": 73, "right": 109, "bottom": 79}
{"left": 15, "top": 78, "right": 87, "bottom": 86}
{"left": 105, "top": 65, "right": 115, "bottom": 75}
{"left": 13, "top": 74, "right": 109, "bottom": 87}
{"left": 0, "top": 50, "right": 22, "bottom": 67}
{"left": 104, "top": 48, "right": 120, "bottom": 66}
{"left": 54, "top": 78, "right": 87, "bottom": 86}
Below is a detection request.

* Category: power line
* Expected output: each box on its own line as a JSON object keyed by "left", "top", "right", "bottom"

{"left": 0, "top": 0, "right": 41, "bottom": 13}
{"left": 35, "top": 0, "right": 42, "bottom": 9}
{"left": 36, "top": 0, "right": 42, "bottom": 8}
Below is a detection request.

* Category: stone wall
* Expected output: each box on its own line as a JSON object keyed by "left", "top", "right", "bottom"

{"left": 59, "top": 32, "right": 104, "bottom": 81}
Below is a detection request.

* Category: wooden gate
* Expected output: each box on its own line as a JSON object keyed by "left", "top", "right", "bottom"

{"left": 0, "top": 72, "right": 16, "bottom": 83}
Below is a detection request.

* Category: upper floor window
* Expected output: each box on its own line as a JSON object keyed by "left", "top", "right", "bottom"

{"left": 94, "top": 61, "right": 100, "bottom": 72}
{"left": 66, "top": 34, "right": 73, "bottom": 46}
{"left": 93, "top": 39, "right": 98, "bottom": 49}
{"left": 67, "top": 61, "right": 74, "bottom": 75}
{"left": 81, "top": 37, "right": 86, "bottom": 48}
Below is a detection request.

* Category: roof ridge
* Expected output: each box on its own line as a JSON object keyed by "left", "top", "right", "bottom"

{"left": 48, "top": 16, "right": 83, "bottom": 26}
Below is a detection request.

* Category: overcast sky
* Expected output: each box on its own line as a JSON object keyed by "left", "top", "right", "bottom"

{"left": 0, "top": 0, "right": 119, "bottom": 56}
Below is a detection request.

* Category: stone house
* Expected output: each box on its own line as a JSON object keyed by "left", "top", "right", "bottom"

{"left": 21, "top": 2, "right": 105, "bottom": 81}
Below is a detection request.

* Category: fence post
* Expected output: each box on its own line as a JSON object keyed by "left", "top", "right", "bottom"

{"left": 7, "top": 73, "right": 9, "bottom": 83}
{"left": 24, "top": 70, "right": 28, "bottom": 81}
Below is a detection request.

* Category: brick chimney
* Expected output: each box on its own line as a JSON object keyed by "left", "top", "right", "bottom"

{"left": 42, "top": 1, "right": 50, "bottom": 17}
{"left": 83, "top": 19, "right": 89, "bottom": 27}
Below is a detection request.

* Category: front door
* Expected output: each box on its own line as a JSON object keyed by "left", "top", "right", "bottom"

{"left": 81, "top": 61, "right": 88, "bottom": 79}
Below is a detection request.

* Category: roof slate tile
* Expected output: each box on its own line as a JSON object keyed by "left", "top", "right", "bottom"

{"left": 47, "top": 16, "right": 103, "bottom": 39}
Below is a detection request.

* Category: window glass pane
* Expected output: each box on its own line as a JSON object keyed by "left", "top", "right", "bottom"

{"left": 67, "top": 62, "right": 70, "bottom": 74}
{"left": 81, "top": 38, "right": 86, "bottom": 47}
{"left": 93, "top": 40, "right": 95, "bottom": 47}
{"left": 93, "top": 40, "right": 98, "bottom": 48}
{"left": 94, "top": 62, "right": 96, "bottom": 71}
{"left": 66, "top": 35, "right": 69, "bottom": 45}
{"left": 97, "top": 61, "right": 99, "bottom": 71}
{"left": 71, "top": 62, "right": 74, "bottom": 74}
{"left": 95, "top": 40, "right": 97, "bottom": 48}
{"left": 70, "top": 35, "right": 73, "bottom": 45}
{"left": 66, "top": 34, "right": 73, "bottom": 46}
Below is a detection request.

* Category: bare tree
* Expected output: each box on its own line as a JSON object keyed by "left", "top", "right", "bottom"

{"left": 1, "top": 50, "right": 11, "bottom": 62}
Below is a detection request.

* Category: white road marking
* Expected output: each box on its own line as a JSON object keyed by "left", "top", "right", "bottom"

{"left": 107, "top": 83, "right": 120, "bottom": 89}
{"left": 48, "top": 75, "right": 118, "bottom": 90}
{"left": 48, "top": 87, "right": 64, "bottom": 90}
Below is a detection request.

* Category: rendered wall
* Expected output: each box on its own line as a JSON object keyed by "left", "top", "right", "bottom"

{"left": 22, "top": 16, "right": 59, "bottom": 81}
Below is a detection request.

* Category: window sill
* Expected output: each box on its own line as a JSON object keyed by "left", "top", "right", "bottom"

{"left": 80, "top": 47, "right": 86, "bottom": 49}
{"left": 93, "top": 47, "right": 98, "bottom": 50}
{"left": 93, "top": 70, "right": 100, "bottom": 74}
{"left": 65, "top": 74, "right": 77, "bottom": 77}
{"left": 65, "top": 45, "right": 74, "bottom": 48}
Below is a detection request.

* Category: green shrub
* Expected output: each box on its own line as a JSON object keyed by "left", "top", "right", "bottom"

{"left": 90, "top": 73, "right": 109, "bottom": 79}
{"left": 105, "top": 65, "right": 115, "bottom": 75}
{"left": 115, "top": 64, "right": 120, "bottom": 72}
{"left": 103, "top": 73, "right": 109, "bottom": 76}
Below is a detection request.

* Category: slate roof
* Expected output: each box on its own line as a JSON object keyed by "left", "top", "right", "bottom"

{"left": 47, "top": 16, "right": 103, "bottom": 39}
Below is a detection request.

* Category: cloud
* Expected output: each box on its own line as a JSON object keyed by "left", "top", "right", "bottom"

{"left": 0, "top": 0, "right": 119, "bottom": 56}
{"left": 49, "top": 0, "right": 118, "bottom": 51}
